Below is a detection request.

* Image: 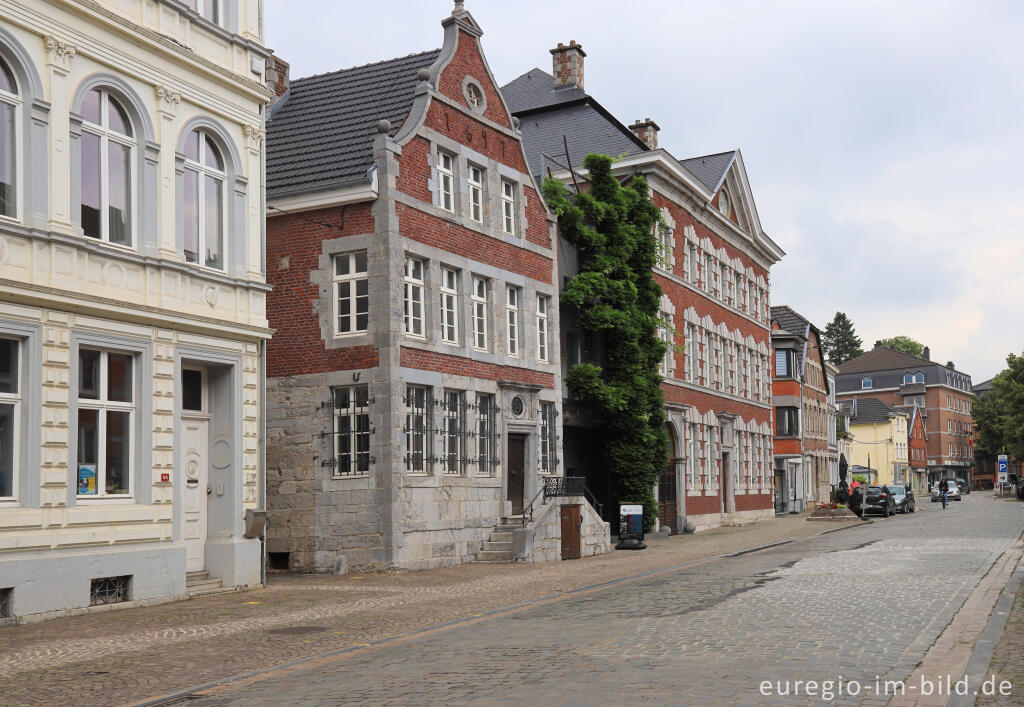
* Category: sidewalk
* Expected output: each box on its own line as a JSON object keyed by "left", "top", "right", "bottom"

{"left": 0, "top": 511, "right": 857, "bottom": 707}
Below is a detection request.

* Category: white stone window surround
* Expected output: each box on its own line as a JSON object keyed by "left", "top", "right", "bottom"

{"left": 0, "top": 29, "right": 47, "bottom": 229}
{"left": 0, "top": 55, "right": 21, "bottom": 222}
{"left": 78, "top": 88, "right": 137, "bottom": 248}
{"left": 332, "top": 251, "right": 369, "bottom": 336}
{"left": 658, "top": 294, "right": 676, "bottom": 378}
{"left": 167, "top": 0, "right": 241, "bottom": 34}
{"left": 500, "top": 179, "right": 517, "bottom": 236}
{"left": 313, "top": 233, "right": 376, "bottom": 351}
{"left": 436, "top": 149, "right": 455, "bottom": 213}
{"left": 70, "top": 74, "right": 158, "bottom": 259}
{"left": 331, "top": 383, "right": 371, "bottom": 478}
{"left": 0, "top": 317, "right": 41, "bottom": 508}
{"left": 0, "top": 335, "right": 20, "bottom": 502}
{"left": 67, "top": 331, "right": 153, "bottom": 507}
{"left": 75, "top": 348, "right": 137, "bottom": 499}
{"left": 180, "top": 129, "right": 228, "bottom": 270}
{"left": 654, "top": 207, "right": 676, "bottom": 273}
{"left": 472, "top": 275, "right": 489, "bottom": 352}
{"left": 536, "top": 294, "right": 550, "bottom": 362}
{"left": 467, "top": 163, "right": 484, "bottom": 223}
{"left": 403, "top": 256, "right": 426, "bottom": 339}
{"left": 439, "top": 266, "right": 460, "bottom": 345}
{"left": 175, "top": 117, "right": 248, "bottom": 276}
{"left": 505, "top": 285, "right": 520, "bottom": 357}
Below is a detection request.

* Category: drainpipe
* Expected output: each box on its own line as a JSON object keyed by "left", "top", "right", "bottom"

{"left": 259, "top": 337, "right": 267, "bottom": 586}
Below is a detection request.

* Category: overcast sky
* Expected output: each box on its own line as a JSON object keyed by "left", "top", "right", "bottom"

{"left": 266, "top": 0, "right": 1024, "bottom": 383}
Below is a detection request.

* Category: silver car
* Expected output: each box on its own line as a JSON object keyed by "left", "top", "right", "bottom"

{"left": 931, "top": 481, "right": 961, "bottom": 502}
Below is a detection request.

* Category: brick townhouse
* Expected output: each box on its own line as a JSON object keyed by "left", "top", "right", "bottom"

{"left": 836, "top": 343, "right": 975, "bottom": 487}
{"left": 502, "top": 46, "right": 785, "bottom": 532}
{"left": 770, "top": 306, "right": 831, "bottom": 513}
{"left": 263, "top": 4, "right": 609, "bottom": 573}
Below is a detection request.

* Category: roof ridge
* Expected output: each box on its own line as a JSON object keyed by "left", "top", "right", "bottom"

{"left": 292, "top": 49, "right": 441, "bottom": 84}
{"left": 682, "top": 149, "right": 738, "bottom": 161}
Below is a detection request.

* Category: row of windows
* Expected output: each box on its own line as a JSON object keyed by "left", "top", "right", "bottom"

{"left": 948, "top": 443, "right": 971, "bottom": 459}
{"left": 946, "top": 419, "right": 973, "bottom": 436}
{"left": 911, "top": 447, "right": 925, "bottom": 462}
{"left": 0, "top": 58, "right": 236, "bottom": 272}
{"left": 946, "top": 395, "right": 972, "bottom": 414}
{"left": 679, "top": 423, "right": 772, "bottom": 494}
{"left": 436, "top": 150, "right": 520, "bottom": 237}
{"left": 676, "top": 324, "right": 769, "bottom": 403}
{"left": 658, "top": 224, "right": 768, "bottom": 324}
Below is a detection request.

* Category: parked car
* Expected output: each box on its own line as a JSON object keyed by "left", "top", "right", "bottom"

{"left": 849, "top": 485, "right": 896, "bottom": 517}
{"left": 888, "top": 484, "right": 916, "bottom": 513}
{"left": 931, "top": 480, "right": 962, "bottom": 502}
{"left": 955, "top": 478, "right": 970, "bottom": 494}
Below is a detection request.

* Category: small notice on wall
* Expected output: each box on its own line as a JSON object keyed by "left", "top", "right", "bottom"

{"left": 78, "top": 464, "right": 97, "bottom": 495}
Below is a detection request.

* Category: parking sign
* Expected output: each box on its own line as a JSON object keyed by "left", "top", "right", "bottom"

{"left": 998, "top": 454, "right": 1009, "bottom": 486}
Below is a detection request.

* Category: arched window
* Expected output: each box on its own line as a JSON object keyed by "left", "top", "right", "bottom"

{"left": 861, "top": 376, "right": 872, "bottom": 389}
{"left": 903, "top": 372, "right": 912, "bottom": 384}
{"left": 80, "top": 88, "right": 134, "bottom": 245}
{"left": 0, "top": 56, "right": 18, "bottom": 218}
{"left": 181, "top": 130, "right": 225, "bottom": 270}
{"left": 914, "top": 372, "right": 924, "bottom": 383}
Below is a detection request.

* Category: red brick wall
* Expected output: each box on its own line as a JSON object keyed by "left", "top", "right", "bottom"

{"left": 910, "top": 412, "right": 927, "bottom": 468}
{"left": 661, "top": 384, "right": 769, "bottom": 427}
{"left": 400, "top": 347, "right": 554, "bottom": 388}
{"left": 396, "top": 202, "right": 553, "bottom": 283}
{"left": 436, "top": 30, "right": 512, "bottom": 129}
{"left": 396, "top": 136, "right": 432, "bottom": 202}
{"left": 266, "top": 203, "right": 380, "bottom": 378}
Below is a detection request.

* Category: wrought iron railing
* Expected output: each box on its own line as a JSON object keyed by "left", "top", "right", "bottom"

{"left": 518, "top": 476, "right": 602, "bottom": 526}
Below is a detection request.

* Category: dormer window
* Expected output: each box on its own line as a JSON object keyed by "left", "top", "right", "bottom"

{"left": 861, "top": 376, "right": 873, "bottom": 389}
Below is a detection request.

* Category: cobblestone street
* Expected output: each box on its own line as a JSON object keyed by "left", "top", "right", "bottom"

{"left": 1, "top": 498, "right": 1020, "bottom": 706}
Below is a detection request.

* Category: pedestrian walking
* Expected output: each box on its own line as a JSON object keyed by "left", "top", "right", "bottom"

{"left": 940, "top": 478, "right": 948, "bottom": 509}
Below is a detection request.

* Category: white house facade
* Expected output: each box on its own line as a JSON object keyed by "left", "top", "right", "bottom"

{"left": 0, "top": 0, "right": 271, "bottom": 621}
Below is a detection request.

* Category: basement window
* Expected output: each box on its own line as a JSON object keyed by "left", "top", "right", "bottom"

{"left": 268, "top": 552, "right": 290, "bottom": 571}
{"left": 90, "top": 575, "right": 131, "bottom": 606}
{"left": 0, "top": 587, "right": 11, "bottom": 618}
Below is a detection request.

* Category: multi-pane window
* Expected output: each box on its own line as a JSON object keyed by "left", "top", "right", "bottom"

{"left": 440, "top": 267, "right": 459, "bottom": 344}
{"left": 655, "top": 223, "right": 672, "bottom": 269}
{"left": 776, "top": 406, "right": 799, "bottom": 437}
{"left": 442, "top": 390, "right": 465, "bottom": 475}
{"left": 506, "top": 286, "right": 520, "bottom": 356}
{"left": 0, "top": 58, "right": 18, "bottom": 219}
{"left": 734, "top": 273, "right": 743, "bottom": 310}
{"left": 775, "top": 349, "right": 792, "bottom": 377}
{"left": 686, "top": 423, "right": 697, "bottom": 491}
{"left": 685, "top": 325, "right": 696, "bottom": 382}
{"left": 704, "top": 255, "right": 713, "bottom": 293}
{"left": 476, "top": 393, "right": 498, "bottom": 475}
{"left": 183, "top": 0, "right": 220, "bottom": 22}
{"left": 333, "top": 252, "right": 369, "bottom": 336}
{"left": 472, "top": 276, "right": 488, "bottom": 351}
{"left": 721, "top": 265, "right": 730, "bottom": 303}
{"left": 77, "top": 349, "right": 134, "bottom": 496}
{"left": 536, "top": 295, "right": 550, "bottom": 362}
{"left": 437, "top": 152, "right": 454, "bottom": 212}
{"left": 658, "top": 313, "right": 674, "bottom": 377}
{"left": 501, "top": 180, "right": 516, "bottom": 234}
{"left": 80, "top": 88, "right": 134, "bottom": 246}
{"left": 540, "top": 401, "right": 558, "bottom": 473}
{"left": 688, "top": 243, "right": 698, "bottom": 283}
{"left": 0, "top": 338, "right": 18, "bottom": 499}
{"left": 468, "top": 165, "right": 484, "bottom": 222}
{"left": 330, "top": 386, "right": 370, "bottom": 477}
{"left": 403, "top": 258, "right": 424, "bottom": 338}
{"left": 404, "top": 385, "right": 431, "bottom": 473}
{"left": 182, "top": 130, "right": 226, "bottom": 270}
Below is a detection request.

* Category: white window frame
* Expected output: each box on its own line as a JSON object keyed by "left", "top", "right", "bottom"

{"left": 658, "top": 312, "right": 674, "bottom": 377}
{"left": 501, "top": 180, "right": 516, "bottom": 235}
{"left": 0, "top": 58, "right": 21, "bottom": 222}
{"left": 472, "top": 276, "right": 488, "bottom": 351}
{"left": 861, "top": 376, "right": 872, "bottom": 389}
{"left": 182, "top": 130, "right": 228, "bottom": 271}
{"left": 331, "top": 385, "right": 371, "bottom": 478}
{"left": 437, "top": 151, "right": 454, "bottom": 213}
{"left": 76, "top": 349, "right": 135, "bottom": 498}
{"left": 333, "top": 251, "right": 369, "bottom": 337}
{"left": 506, "top": 286, "right": 520, "bottom": 357}
{"left": 536, "top": 295, "right": 550, "bottom": 362}
{"left": 468, "top": 164, "right": 484, "bottom": 223}
{"left": 403, "top": 257, "right": 425, "bottom": 339}
{"left": 0, "top": 336, "right": 20, "bottom": 501}
{"left": 80, "top": 89, "right": 136, "bottom": 248}
{"left": 184, "top": 0, "right": 222, "bottom": 23}
{"left": 440, "top": 267, "right": 459, "bottom": 345}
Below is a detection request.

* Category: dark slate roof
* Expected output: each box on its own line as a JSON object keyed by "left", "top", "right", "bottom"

{"left": 679, "top": 151, "right": 735, "bottom": 192}
{"left": 502, "top": 68, "right": 587, "bottom": 114}
{"left": 973, "top": 377, "right": 994, "bottom": 394}
{"left": 837, "top": 346, "right": 935, "bottom": 375}
{"left": 851, "top": 397, "right": 900, "bottom": 425}
{"left": 771, "top": 305, "right": 820, "bottom": 338}
{"left": 266, "top": 49, "right": 441, "bottom": 197}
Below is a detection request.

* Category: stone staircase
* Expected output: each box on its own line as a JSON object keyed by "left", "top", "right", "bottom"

{"left": 185, "top": 570, "right": 225, "bottom": 597}
{"left": 473, "top": 520, "right": 521, "bottom": 563}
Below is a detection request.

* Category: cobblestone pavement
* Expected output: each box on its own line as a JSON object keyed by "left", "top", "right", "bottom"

{"left": 0, "top": 511, "right": 851, "bottom": 706}
{"left": 172, "top": 496, "right": 1023, "bottom": 707}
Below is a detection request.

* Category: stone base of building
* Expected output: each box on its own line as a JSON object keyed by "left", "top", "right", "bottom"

{"left": 685, "top": 507, "right": 776, "bottom": 532}
{"left": 518, "top": 496, "right": 611, "bottom": 562}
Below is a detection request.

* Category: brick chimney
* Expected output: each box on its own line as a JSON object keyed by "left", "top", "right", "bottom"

{"left": 265, "top": 54, "right": 290, "bottom": 104}
{"left": 550, "top": 40, "right": 585, "bottom": 90}
{"left": 874, "top": 340, "right": 883, "bottom": 349}
{"left": 629, "top": 118, "right": 660, "bottom": 149}
{"left": 922, "top": 346, "right": 930, "bottom": 360}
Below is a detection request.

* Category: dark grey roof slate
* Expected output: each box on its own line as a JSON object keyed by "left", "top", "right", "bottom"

{"left": 837, "top": 346, "right": 935, "bottom": 375}
{"left": 771, "top": 305, "right": 822, "bottom": 339}
{"left": 266, "top": 49, "right": 441, "bottom": 197}
{"left": 679, "top": 151, "right": 735, "bottom": 192}
{"left": 502, "top": 68, "right": 587, "bottom": 114}
{"left": 851, "top": 397, "right": 900, "bottom": 425}
{"left": 515, "top": 102, "right": 646, "bottom": 180}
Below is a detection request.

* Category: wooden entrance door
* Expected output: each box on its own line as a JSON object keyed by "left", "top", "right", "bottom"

{"left": 560, "top": 504, "right": 581, "bottom": 560}
{"left": 507, "top": 434, "right": 526, "bottom": 515}
{"left": 658, "top": 464, "right": 677, "bottom": 535}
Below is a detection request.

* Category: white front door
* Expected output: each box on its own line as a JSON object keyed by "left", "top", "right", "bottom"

{"left": 182, "top": 417, "right": 209, "bottom": 573}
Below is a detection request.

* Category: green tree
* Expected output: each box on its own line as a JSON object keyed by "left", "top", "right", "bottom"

{"left": 974, "top": 353, "right": 1024, "bottom": 459}
{"left": 880, "top": 335, "right": 925, "bottom": 357}
{"left": 543, "top": 153, "right": 668, "bottom": 531}
{"left": 821, "top": 312, "right": 863, "bottom": 365}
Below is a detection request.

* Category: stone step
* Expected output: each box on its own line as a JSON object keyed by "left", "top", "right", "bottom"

{"left": 474, "top": 549, "right": 515, "bottom": 562}
{"left": 186, "top": 570, "right": 210, "bottom": 582}
{"left": 186, "top": 577, "right": 223, "bottom": 594}
{"left": 488, "top": 532, "right": 515, "bottom": 543}
{"left": 480, "top": 541, "right": 513, "bottom": 552}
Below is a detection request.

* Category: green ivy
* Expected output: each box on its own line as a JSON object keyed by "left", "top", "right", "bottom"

{"left": 543, "top": 154, "right": 669, "bottom": 531}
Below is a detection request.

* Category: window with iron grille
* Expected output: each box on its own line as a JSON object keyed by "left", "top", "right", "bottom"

{"left": 90, "top": 575, "right": 130, "bottom": 605}
{"left": 404, "top": 385, "right": 432, "bottom": 474}
{"left": 328, "top": 386, "right": 370, "bottom": 477}
{"left": 540, "top": 401, "right": 558, "bottom": 473}
{"left": 333, "top": 252, "right": 369, "bottom": 336}
{"left": 441, "top": 390, "right": 467, "bottom": 475}
{"left": 0, "top": 587, "right": 10, "bottom": 618}
{"left": 476, "top": 393, "right": 499, "bottom": 475}
{"left": 440, "top": 268, "right": 459, "bottom": 344}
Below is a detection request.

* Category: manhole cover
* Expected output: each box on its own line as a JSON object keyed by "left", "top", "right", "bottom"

{"left": 266, "top": 626, "right": 328, "bottom": 635}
